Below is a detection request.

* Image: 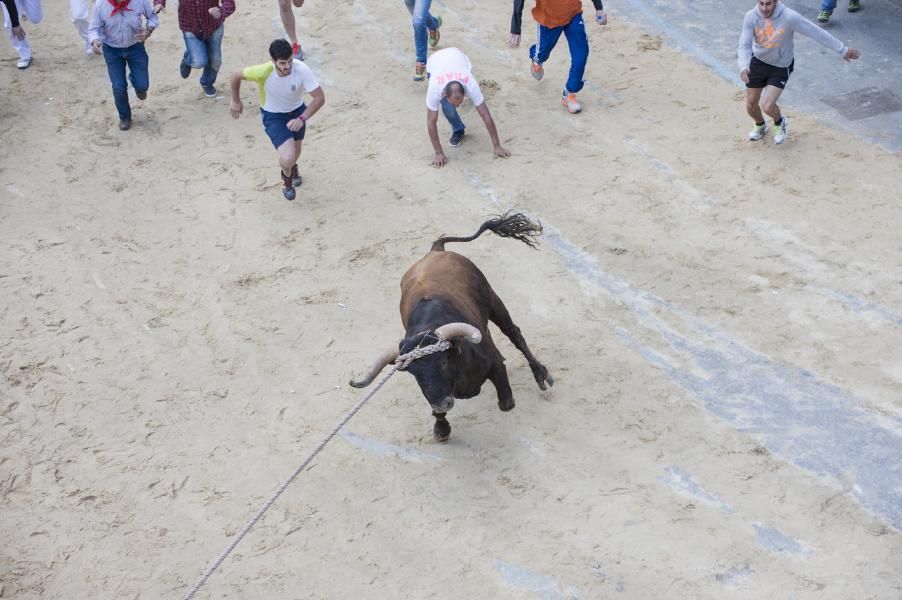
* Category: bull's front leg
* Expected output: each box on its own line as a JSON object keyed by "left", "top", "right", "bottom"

{"left": 489, "top": 292, "right": 554, "bottom": 390}
{"left": 488, "top": 361, "right": 516, "bottom": 412}
{"left": 432, "top": 411, "right": 451, "bottom": 442}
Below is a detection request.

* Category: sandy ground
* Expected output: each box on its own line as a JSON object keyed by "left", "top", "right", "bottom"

{"left": 2, "top": 0, "right": 902, "bottom": 598}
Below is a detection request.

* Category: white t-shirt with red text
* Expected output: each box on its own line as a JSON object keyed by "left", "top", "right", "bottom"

{"left": 425, "top": 48, "right": 485, "bottom": 111}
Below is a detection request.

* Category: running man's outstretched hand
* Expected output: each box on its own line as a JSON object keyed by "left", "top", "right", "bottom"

{"left": 509, "top": 34, "right": 520, "bottom": 48}
{"left": 844, "top": 48, "right": 860, "bottom": 61}
{"left": 595, "top": 10, "right": 607, "bottom": 25}
{"left": 740, "top": 68, "right": 750, "bottom": 83}
{"left": 11, "top": 25, "right": 25, "bottom": 40}
{"left": 230, "top": 100, "right": 243, "bottom": 118}
{"left": 493, "top": 145, "right": 510, "bottom": 159}
{"left": 432, "top": 153, "right": 448, "bottom": 168}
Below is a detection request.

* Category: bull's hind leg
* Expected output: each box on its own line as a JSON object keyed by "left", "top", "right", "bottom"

{"left": 488, "top": 290, "right": 554, "bottom": 390}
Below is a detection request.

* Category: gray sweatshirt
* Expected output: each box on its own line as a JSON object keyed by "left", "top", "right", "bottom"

{"left": 738, "top": 2, "right": 848, "bottom": 69}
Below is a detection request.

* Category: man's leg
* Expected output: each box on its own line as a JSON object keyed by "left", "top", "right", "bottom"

{"left": 528, "top": 23, "right": 563, "bottom": 79}
{"left": 818, "top": 0, "right": 837, "bottom": 20}
{"left": 562, "top": 13, "right": 589, "bottom": 95}
{"left": 276, "top": 138, "right": 301, "bottom": 199}
{"left": 199, "top": 25, "right": 224, "bottom": 89}
{"left": 410, "top": 0, "right": 435, "bottom": 65}
{"left": 69, "top": 0, "right": 90, "bottom": 50}
{"left": 745, "top": 87, "right": 765, "bottom": 123}
{"left": 760, "top": 85, "right": 784, "bottom": 122}
{"left": 126, "top": 43, "right": 150, "bottom": 98}
{"left": 440, "top": 97, "right": 465, "bottom": 146}
{"left": 102, "top": 45, "right": 132, "bottom": 122}
{"left": 3, "top": 0, "right": 32, "bottom": 61}
{"left": 277, "top": 0, "right": 299, "bottom": 49}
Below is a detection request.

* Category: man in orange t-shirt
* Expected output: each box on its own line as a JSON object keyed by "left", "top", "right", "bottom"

{"left": 511, "top": 0, "right": 607, "bottom": 113}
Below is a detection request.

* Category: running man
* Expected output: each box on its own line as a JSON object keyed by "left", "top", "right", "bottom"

{"left": 2, "top": 0, "right": 42, "bottom": 69}
{"left": 739, "top": 0, "right": 859, "bottom": 144}
{"left": 277, "top": 0, "right": 303, "bottom": 59}
{"left": 512, "top": 0, "right": 607, "bottom": 113}
{"left": 89, "top": 0, "right": 160, "bottom": 130}
{"left": 230, "top": 39, "right": 325, "bottom": 201}
{"left": 425, "top": 47, "right": 509, "bottom": 169}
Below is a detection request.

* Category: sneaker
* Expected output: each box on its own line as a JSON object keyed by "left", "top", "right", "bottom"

{"left": 180, "top": 59, "right": 191, "bottom": 79}
{"left": 413, "top": 61, "right": 426, "bottom": 81}
{"left": 449, "top": 130, "right": 465, "bottom": 147}
{"left": 136, "top": 89, "right": 147, "bottom": 100}
{"left": 561, "top": 91, "right": 581, "bottom": 114}
{"left": 773, "top": 116, "right": 789, "bottom": 145}
{"left": 119, "top": 118, "right": 132, "bottom": 131}
{"left": 280, "top": 171, "right": 296, "bottom": 201}
{"left": 202, "top": 84, "right": 217, "bottom": 98}
{"left": 291, "top": 42, "right": 303, "bottom": 60}
{"left": 748, "top": 122, "right": 767, "bottom": 141}
{"left": 16, "top": 56, "right": 31, "bottom": 69}
{"left": 817, "top": 9, "right": 832, "bottom": 22}
{"left": 847, "top": 0, "right": 860, "bottom": 11}
{"left": 428, "top": 15, "right": 442, "bottom": 48}
{"left": 290, "top": 164, "right": 302, "bottom": 188}
{"left": 531, "top": 61, "right": 544, "bottom": 81}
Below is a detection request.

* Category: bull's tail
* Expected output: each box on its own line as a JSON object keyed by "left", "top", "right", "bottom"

{"left": 430, "top": 211, "right": 542, "bottom": 252}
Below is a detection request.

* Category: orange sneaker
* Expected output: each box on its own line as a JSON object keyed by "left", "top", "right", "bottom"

{"left": 413, "top": 61, "right": 426, "bottom": 81}
{"left": 561, "top": 92, "right": 581, "bottom": 113}
{"left": 531, "top": 61, "right": 544, "bottom": 81}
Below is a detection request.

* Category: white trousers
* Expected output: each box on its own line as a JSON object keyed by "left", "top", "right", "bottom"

{"left": 2, "top": 0, "right": 42, "bottom": 59}
{"left": 70, "top": 0, "right": 89, "bottom": 43}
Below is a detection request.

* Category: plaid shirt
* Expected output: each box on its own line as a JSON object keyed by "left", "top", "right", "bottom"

{"left": 155, "top": 0, "right": 235, "bottom": 39}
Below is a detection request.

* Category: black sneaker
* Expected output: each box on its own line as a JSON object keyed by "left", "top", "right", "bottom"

{"left": 280, "top": 171, "right": 296, "bottom": 201}
{"left": 449, "top": 130, "right": 465, "bottom": 147}
{"left": 136, "top": 89, "right": 147, "bottom": 100}
{"left": 290, "top": 164, "right": 303, "bottom": 188}
{"left": 202, "top": 84, "right": 217, "bottom": 97}
{"left": 180, "top": 59, "right": 191, "bottom": 79}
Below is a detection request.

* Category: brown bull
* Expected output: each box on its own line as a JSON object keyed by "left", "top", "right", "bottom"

{"left": 350, "top": 213, "right": 554, "bottom": 441}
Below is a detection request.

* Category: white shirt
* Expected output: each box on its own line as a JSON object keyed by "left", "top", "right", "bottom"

{"left": 425, "top": 48, "right": 485, "bottom": 112}
{"left": 243, "top": 59, "right": 321, "bottom": 113}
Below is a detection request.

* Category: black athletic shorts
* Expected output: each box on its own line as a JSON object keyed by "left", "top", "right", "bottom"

{"left": 746, "top": 56, "right": 794, "bottom": 89}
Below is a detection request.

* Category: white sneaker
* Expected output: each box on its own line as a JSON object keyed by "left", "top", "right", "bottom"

{"left": 773, "top": 116, "right": 789, "bottom": 145}
{"left": 16, "top": 56, "right": 32, "bottom": 69}
{"left": 748, "top": 122, "right": 767, "bottom": 141}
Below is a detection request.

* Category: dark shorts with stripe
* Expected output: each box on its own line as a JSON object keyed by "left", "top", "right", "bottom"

{"left": 260, "top": 103, "right": 306, "bottom": 149}
{"left": 746, "top": 56, "right": 794, "bottom": 89}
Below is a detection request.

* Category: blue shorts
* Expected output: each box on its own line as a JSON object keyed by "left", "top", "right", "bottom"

{"left": 261, "top": 103, "right": 306, "bottom": 148}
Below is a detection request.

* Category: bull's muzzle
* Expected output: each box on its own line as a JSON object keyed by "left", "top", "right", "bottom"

{"left": 430, "top": 396, "right": 455, "bottom": 413}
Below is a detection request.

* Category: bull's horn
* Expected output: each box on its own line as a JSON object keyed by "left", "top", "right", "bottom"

{"left": 349, "top": 347, "right": 400, "bottom": 388}
{"left": 434, "top": 322, "right": 482, "bottom": 344}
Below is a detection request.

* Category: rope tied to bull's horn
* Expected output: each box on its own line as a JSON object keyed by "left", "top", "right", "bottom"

{"left": 182, "top": 338, "right": 451, "bottom": 600}
{"left": 396, "top": 339, "right": 451, "bottom": 370}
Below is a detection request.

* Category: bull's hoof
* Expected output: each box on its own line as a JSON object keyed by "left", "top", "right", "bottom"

{"left": 433, "top": 418, "right": 451, "bottom": 442}
{"left": 498, "top": 397, "right": 515, "bottom": 412}
{"left": 532, "top": 363, "right": 554, "bottom": 390}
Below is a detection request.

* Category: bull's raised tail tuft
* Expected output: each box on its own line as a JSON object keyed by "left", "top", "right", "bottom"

{"left": 430, "top": 211, "right": 543, "bottom": 252}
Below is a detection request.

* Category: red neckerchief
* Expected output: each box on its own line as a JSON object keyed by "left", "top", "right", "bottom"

{"left": 108, "top": 0, "right": 132, "bottom": 16}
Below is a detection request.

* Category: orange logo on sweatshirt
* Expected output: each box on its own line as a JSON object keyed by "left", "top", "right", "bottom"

{"left": 755, "top": 20, "right": 785, "bottom": 48}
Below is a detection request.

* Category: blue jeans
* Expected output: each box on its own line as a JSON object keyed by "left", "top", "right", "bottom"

{"left": 820, "top": 0, "right": 837, "bottom": 9}
{"left": 102, "top": 43, "right": 149, "bottom": 120}
{"left": 529, "top": 13, "right": 590, "bottom": 94}
{"left": 441, "top": 97, "right": 465, "bottom": 134}
{"left": 182, "top": 24, "right": 224, "bottom": 87}
{"left": 403, "top": 0, "right": 437, "bottom": 64}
